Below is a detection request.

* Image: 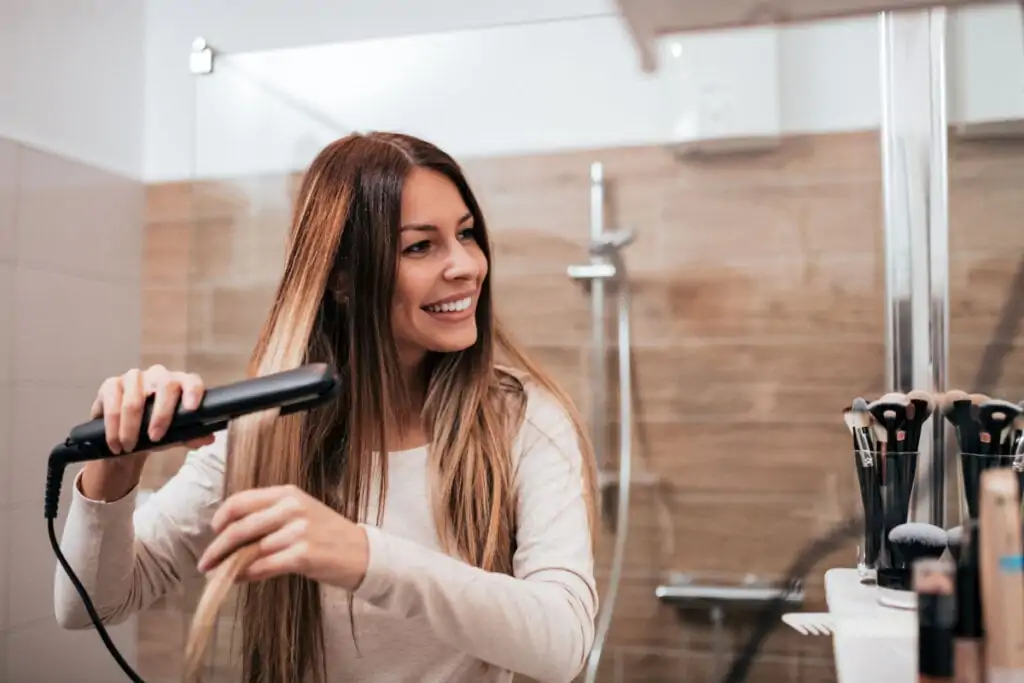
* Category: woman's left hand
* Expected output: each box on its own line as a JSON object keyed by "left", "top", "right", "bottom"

{"left": 197, "top": 485, "right": 369, "bottom": 591}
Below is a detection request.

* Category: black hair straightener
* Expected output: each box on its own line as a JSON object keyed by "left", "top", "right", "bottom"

{"left": 44, "top": 363, "right": 340, "bottom": 683}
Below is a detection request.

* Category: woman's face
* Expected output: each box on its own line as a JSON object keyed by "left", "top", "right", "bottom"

{"left": 391, "top": 167, "right": 488, "bottom": 366}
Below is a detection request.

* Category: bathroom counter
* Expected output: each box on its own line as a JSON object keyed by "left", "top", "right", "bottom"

{"left": 824, "top": 568, "right": 916, "bottom": 683}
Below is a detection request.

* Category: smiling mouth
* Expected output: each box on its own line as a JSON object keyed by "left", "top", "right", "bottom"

{"left": 423, "top": 296, "right": 473, "bottom": 314}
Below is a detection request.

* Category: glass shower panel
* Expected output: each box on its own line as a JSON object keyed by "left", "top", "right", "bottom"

{"left": 945, "top": 2, "right": 1024, "bottom": 522}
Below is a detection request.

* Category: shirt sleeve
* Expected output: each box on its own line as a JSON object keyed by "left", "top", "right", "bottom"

{"left": 53, "top": 431, "right": 228, "bottom": 629}
{"left": 353, "top": 386, "right": 599, "bottom": 683}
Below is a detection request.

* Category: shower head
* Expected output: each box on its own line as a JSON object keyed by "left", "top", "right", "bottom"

{"left": 589, "top": 229, "right": 636, "bottom": 257}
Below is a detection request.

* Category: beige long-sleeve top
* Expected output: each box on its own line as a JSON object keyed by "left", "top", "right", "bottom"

{"left": 53, "top": 383, "right": 598, "bottom": 683}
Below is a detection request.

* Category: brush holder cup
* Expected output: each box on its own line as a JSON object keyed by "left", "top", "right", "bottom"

{"left": 851, "top": 449, "right": 920, "bottom": 587}
{"left": 957, "top": 452, "right": 1024, "bottom": 521}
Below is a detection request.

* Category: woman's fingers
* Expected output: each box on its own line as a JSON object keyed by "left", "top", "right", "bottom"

{"left": 238, "top": 542, "right": 307, "bottom": 583}
{"left": 146, "top": 365, "right": 180, "bottom": 442}
{"left": 178, "top": 372, "right": 206, "bottom": 411}
{"left": 99, "top": 376, "right": 125, "bottom": 454}
{"left": 118, "top": 368, "right": 146, "bottom": 452}
{"left": 198, "top": 497, "right": 297, "bottom": 572}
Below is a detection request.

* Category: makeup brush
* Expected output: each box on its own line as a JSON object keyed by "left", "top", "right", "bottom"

{"left": 878, "top": 391, "right": 910, "bottom": 404}
{"left": 944, "top": 390, "right": 986, "bottom": 519}
{"left": 879, "top": 522, "right": 949, "bottom": 592}
{"left": 845, "top": 402, "right": 883, "bottom": 571}
{"left": 942, "top": 390, "right": 978, "bottom": 453}
{"left": 889, "top": 523, "right": 950, "bottom": 568}
{"left": 906, "top": 389, "right": 935, "bottom": 453}
{"left": 978, "top": 399, "right": 1022, "bottom": 465}
{"left": 915, "top": 557, "right": 956, "bottom": 683}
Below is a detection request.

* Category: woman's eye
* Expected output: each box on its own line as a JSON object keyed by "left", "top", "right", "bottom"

{"left": 458, "top": 227, "right": 477, "bottom": 241}
{"left": 404, "top": 240, "right": 431, "bottom": 255}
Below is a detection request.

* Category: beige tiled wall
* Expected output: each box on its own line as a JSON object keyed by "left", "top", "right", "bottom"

{"left": 0, "top": 136, "right": 144, "bottom": 681}
{"left": 135, "top": 131, "right": 1024, "bottom": 683}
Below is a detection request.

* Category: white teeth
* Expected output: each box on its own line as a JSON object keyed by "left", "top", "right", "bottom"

{"left": 426, "top": 297, "right": 471, "bottom": 313}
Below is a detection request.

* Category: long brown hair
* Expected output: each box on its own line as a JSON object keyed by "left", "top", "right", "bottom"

{"left": 183, "top": 132, "right": 598, "bottom": 683}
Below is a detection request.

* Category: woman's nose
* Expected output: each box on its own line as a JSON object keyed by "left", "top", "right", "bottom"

{"left": 444, "top": 243, "right": 480, "bottom": 280}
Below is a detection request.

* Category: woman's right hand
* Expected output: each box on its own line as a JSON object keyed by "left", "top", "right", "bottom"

{"left": 80, "top": 365, "right": 216, "bottom": 501}
{"left": 90, "top": 364, "right": 214, "bottom": 456}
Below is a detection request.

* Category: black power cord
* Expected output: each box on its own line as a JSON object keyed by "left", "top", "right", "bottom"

{"left": 46, "top": 441, "right": 148, "bottom": 683}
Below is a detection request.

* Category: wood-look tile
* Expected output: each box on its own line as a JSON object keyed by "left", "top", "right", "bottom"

{"left": 191, "top": 176, "right": 265, "bottom": 220}
{"left": 486, "top": 216, "right": 590, "bottom": 277}
{"left": 602, "top": 576, "right": 681, "bottom": 648}
{"left": 625, "top": 340, "right": 885, "bottom": 407}
{"left": 660, "top": 181, "right": 883, "bottom": 264}
{"left": 621, "top": 373, "right": 881, "bottom": 424}
{"left": 145, "top": 183, "right": 192, "bottom": 224}
{"left": 515, "top": 345, "right": 586, "bottom": 408}
{"left": 612, "top": 645, "right": 835, "bottom": 683}
{"left": 949, "top": 137, "right": 1024, "bottom": 182}
{"left": 630, "top": 255, "right": 884, "bottom": 345}
{"left": 187, "top": 284, "right": 213, "bottom": 348}
{"left": 949, "top": 252, "right": 1024, "bottom": 343}
{"left": 209, "top": 284, "right": 276, "bottom": 348}
{"left": 190, "top": 214, "right": 290, "bottom": 286}
{"left": 665, "top": 491, "right": 851, "bottom": 577}
{"left": 144, "top": 221, "right": 192, "bottom": 284}
{"left": 187, "top": 350, "right": 252, "bottom": 388}
{"left": 493, "top": 273, "right": 591, "bottom": 347}
{"left": 950, "top": 176, "right": 1024, "bottom": 253}
{"left": 594, "top": 486, "right": 678, "bottom": 579}
{"left": 140, "top": 351, "right": 187, "bottom": 374}
{"left": 142, "top": 286, "right": 189, "bottom": 350}
{"left": 190, "top": 217, "right": 236, "bottom": 284}
{"left": 479, "top": 183, "right": 663, "bottom": 276}
{"left": 632, "top": 421, "right": 855, "bottom": 496}
{"left": 462, "top": 131, "right": 880, "bottom": 194}
{"left": 236, "top": 211, "right": 290, "bottom": 284}
{"left": 615, "top": 648, "right": 702, "bottom": 683}
{"left": 949, "top": 339, "right": 1024, "bottom": 397}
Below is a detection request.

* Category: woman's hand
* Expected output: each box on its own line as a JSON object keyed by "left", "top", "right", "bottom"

{"left": 197, "top": 485, "right": 369, "bottom": 591}
{"left": 80, "top": 365, "right": 215, "bottom": 502}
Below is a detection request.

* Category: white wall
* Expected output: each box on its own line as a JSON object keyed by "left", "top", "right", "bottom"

{"left": 181, "top": 14, "right": 886, "bottom": 180}
{"left": 143, "top": 0, "right": 1024, "bottom": 182}
{"left": 145, "top": 3, "right": 885, "bottom": 181}
{"left": 0, "top": 1, "right": 145, "bottom": 680}
{"left": 0, "top": 0, "right": 146, "bottom": 178}
{"left": 142, "top": 0, "right": 619, "bottom": 181}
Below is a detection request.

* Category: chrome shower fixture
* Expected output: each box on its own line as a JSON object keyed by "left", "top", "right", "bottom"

{"left": 589, "top": 229, "right": 636, "bottom": 257}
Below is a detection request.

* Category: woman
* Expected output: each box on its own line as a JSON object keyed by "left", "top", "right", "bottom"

{"left": 53, "top": 132, "right": 599, "bottom": 683}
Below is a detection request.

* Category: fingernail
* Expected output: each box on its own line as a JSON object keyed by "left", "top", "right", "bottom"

{"left": 183, "top": 392, "right": 199, "bottom": 411}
